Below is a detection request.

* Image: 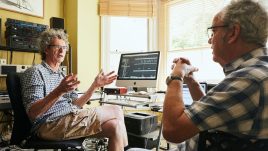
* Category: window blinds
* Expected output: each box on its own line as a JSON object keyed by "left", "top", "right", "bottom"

{"left": 99, "top": 0, "right": 157, "bottom": 17}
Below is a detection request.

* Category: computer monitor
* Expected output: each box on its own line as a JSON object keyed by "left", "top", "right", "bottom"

{"left": 183, "top": 83, "right": 207, "bottom": 106}
{"left": 116, "top": 51, "right": 160, "bottom": 88}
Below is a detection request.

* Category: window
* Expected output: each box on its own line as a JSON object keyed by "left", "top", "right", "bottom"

{"left": 101, "top": 16, "right": 155, "bottom": 86}
{"left": 165, "top": 0, "right": 268, "bottom": 84}
{"left": 166, "top": 0, "right": 230, "bottom": 83}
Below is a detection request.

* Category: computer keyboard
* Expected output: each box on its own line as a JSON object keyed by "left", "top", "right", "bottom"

{"left": 121, "top": 92, "right": 156, "bottom": 99}
{"left": 100, "top": 99, "right": 149, "bottom": 108}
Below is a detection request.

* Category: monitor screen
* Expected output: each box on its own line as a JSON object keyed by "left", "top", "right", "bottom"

{"left": 183, "top": 83, "right": 207, "bottom": 106}
{"left": 116, "top": 51, "right": 160, "bottom": 88}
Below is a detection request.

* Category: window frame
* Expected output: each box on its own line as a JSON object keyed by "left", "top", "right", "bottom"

{"left": 100, "top": 16, "right": 158, "bottom": 86}
{"left": 160, "top": 0, "right": 229, "bottom": 87}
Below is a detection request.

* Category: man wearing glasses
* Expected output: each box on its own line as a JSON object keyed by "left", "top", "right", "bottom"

{"left": 21, "top": 29, "right": 128, "bottom": 151}
{"left": 163, "top": 0, "right": 268, "bottom": 150}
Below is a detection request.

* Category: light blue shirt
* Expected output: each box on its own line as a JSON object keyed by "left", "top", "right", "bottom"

{"left": 21, "top": 61, "right": 80, "bottom": 131}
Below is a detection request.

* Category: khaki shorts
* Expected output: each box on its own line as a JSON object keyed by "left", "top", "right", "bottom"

{"left": 37, "top": 108, "right": 102, "bottom": 140}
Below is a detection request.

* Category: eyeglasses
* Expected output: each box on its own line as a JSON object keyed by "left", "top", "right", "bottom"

{"left": 48, "top": 45, "right": 68, "bottom": 51}
{"left": 207, "top": 25, "right": 228, "bottom": 39}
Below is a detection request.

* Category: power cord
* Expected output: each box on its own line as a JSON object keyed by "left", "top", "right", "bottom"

{"left": 10, "top": 51, "right": 13, "bottom": 64}
{"left": 100, "top": 87, "right": 104, "bottom": 103}
{"left": 32, "top": 53, "right": 36, "bottom": 65}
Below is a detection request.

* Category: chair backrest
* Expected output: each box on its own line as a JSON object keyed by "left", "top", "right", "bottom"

{"left": 198, "top": 131, "right": 268, "bottom": 151}
{"left": 6, "top": 72, "right": 106, "bottom": 150}
{"left": 6, "top": 72, "right": 32, "bottom": 145}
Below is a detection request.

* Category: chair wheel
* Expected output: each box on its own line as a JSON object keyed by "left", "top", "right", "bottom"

{"left": 82, "top": 138, "right": 108, "bottom": 151}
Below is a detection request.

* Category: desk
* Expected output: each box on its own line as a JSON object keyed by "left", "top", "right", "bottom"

{"left": 100, "top": 92, "right": 161, "bottom": 108}
{"left": 100, "top": 99, "right": 150, "bottom": 108}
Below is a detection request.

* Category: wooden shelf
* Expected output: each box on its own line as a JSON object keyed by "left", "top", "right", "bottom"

{"left": 0, "top": 45, "right": 39, "bottom": 53}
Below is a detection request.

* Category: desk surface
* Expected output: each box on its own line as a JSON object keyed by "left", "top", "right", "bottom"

{"left": 100, "top": 99, "right": 150, "bottom": 108}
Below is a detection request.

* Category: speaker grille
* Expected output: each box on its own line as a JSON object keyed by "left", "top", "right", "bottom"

{"left": 50, "top": 17, "right": 64, "bottom": 29}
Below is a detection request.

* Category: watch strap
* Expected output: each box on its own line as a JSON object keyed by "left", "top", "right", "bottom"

{"left": 171, "top": 76, "right": 183, "bottom": 81}
{"left": 166, "top": 75, "right": 183, "bottom": 85}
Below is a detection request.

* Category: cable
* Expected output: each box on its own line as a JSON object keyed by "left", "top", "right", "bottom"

{"left": 32, "top": 53, "right": 36, "bottom": 65}
{"left": 10, "top": 51, "right": 13, "bottom": 64}
{"left": 6, "top": 51, "right": 8, "bottom": 65}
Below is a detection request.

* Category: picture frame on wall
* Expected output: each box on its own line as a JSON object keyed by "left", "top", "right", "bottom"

{"left": 0, "top": 0, "right": 44, "bottom": 18}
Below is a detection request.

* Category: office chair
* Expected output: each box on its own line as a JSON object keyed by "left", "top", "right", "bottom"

{"left": 6, "top": 72, "right": 88, "bottom": 150}
{"left": 197, "top": 131, "right": 268, "bottom": 151}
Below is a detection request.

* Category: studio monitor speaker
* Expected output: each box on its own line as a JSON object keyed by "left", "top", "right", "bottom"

{"left": 50, "top": 17, "right": 64, "bottom": 29}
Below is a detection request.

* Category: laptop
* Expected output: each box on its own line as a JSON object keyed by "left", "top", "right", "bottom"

{"left": 183, "top": 83, "right": 207, "bottom": 106}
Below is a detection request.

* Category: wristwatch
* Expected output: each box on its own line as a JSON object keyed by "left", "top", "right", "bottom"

{"left": 166, "top": 75, "right": 183, "bottom": 85}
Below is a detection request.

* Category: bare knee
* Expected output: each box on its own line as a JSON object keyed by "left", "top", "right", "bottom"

{"left": 102, "top": 119, "right": 120, "bottom": 137}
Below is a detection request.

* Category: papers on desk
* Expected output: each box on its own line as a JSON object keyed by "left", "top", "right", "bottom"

{"left": 77, "top": 91, "right": 104, "bottom": 101}
{"left": 90, "top": 92, "right": 104, "bottom": 101}
{"left": 122, "top": 92, "right": 158, "bottom": 99}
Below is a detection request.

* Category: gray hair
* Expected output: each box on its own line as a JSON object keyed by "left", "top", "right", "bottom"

{"left": 219, "top": 0, "right": 268, "bottom": 46}
{"left": 38, "top": 28, "right": 69, "bottom": 60}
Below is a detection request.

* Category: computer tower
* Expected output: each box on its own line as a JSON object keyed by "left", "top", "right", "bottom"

{"left": 124, "top": 112, "right": 158, "bottom": 135}
{"left": 127, "top": 128, "right": 159, "bottom": 149}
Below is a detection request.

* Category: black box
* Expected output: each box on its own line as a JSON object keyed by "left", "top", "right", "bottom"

{"left": 124, "top": 112, "right": 158, "bottom": 135}
{"left": 50, "top": 17, "right": 64, "bottom": 29}
{"left": 127, "top": 128, "right": 159, "bottom": 149}
{"left": 6, "top": 36, "right": 39, "bottom": 52}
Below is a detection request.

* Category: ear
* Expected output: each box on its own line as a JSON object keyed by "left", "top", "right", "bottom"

{"left": 44, "top": 47, "right": 49, "bottom": 54}
{"left": 227, "top": 24, "right": 240, "bottom": 44}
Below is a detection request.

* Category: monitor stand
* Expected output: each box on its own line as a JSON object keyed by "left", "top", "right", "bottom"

{"left": 133, "top": 87, "right": 147, "bottom": 92}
